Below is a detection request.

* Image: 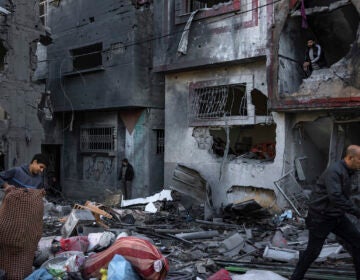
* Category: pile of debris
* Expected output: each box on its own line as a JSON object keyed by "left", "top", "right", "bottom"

{"left": 34, "top": 188, "right": 358, "bottom": 280}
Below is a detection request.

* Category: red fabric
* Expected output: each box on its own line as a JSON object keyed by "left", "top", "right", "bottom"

{"left": 60, "top": 236, "right": 89, "bottom": 253}
{"left": 207, "top": 269, "right": 232, "bottom": 280}
{"left": 289, "top": 0, "right": 298, "bottom": 9}
{"left": 83, "top": 237, "right": 169, "bottom": 280}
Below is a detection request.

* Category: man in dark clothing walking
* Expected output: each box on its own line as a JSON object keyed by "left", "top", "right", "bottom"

{"left": 0, "top": 153, "right": 49, "bottom": 191}
{"left": 290, "top": 145, "right": 360, "bottom": 280}
{"left": 118, "top": 158, "right": 134, "bottom": 199}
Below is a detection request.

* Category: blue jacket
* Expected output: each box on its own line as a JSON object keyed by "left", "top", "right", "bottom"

{"left": 0, "top": 164, "right": 44, "bottom": 189}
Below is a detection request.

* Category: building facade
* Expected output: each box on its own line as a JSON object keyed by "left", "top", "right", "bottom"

{"left": 269, "top": 0, "right": 360, "bottom": 187}
{"left": 0, "top": 0, "right": 46, "bottom": 171}
{"left": 154, "top": 0, "right": 286, "bottom": 211}
{"left": 43, "top": 0, "right": 164, "bottom": 199}
{"left": 154, "top": 0, "right": 360, "bottom": 212}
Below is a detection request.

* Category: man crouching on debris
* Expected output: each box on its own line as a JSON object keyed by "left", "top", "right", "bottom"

{"left": 0, "top": 153, "right": 48, "bottom": 279}
{"left": 290, "top": 145, "right": 360, "bottom": 280}
{"left": 0, "top": 153, "right": 48, "bottom": 190}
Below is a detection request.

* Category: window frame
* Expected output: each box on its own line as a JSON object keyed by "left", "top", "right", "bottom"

{"left": 175, "top": 0, "right": 241, "bottom": 25}
{"left": 154, "top": 129, "right": 165, "bottom": 155}
{"left": 80, "top": 126, "right": 116, "bottom": 154}
{"left": 70, "top": 42, "right": 103, "bottom": 72}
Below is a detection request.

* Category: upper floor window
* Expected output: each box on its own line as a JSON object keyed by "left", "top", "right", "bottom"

{"left": 39, "top": 0, "right": 48, "bottom": 26}
{"left": 189, "top": 84, "right": 247, "bottom": 124}
{"left": 175, "top": 0, "right": 240, "bottom": 24}
{"left": 70, "top": 43, "right": 102, "bottom": 71}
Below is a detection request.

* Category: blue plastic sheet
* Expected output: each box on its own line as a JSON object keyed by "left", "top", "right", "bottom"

{"left": 24, "top": 268, "right": 53, "bottom": 280}
{"left": 107, "top": 254, "right": 141, "bottom": 280}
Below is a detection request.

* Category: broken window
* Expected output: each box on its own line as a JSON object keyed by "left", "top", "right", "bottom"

{"left": 155, "top": 129, "right": 164, "bottom": 154}
{"left": 209, "top": 124, "right": 276, "bottom": 161}
{"left": 0, "top": 41, "right": 6, "bottom": 71}
{"left": 80, "top": 127, "right": 115, "bottom": 153}
{"left": 175, "top": 0, "right": 240, "bottom": 23}
{"left": 187, "top": 0, "right": 232, "bottom": 12}
{"left": 70, "top": 43, "right": 102, "bottom": 71}
{"left": 189, "top": 84, "right": 247, "bottom": 122}
{"left": 39, "top": 0, "right": 48, "bottom": 26}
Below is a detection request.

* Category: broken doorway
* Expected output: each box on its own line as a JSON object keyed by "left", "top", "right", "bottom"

{"left": 329, "top": 120, "right": 360, "bottom": 163}
{"left": 293, "top": 117, "right": 332, "bottom": 185}
{"left": 42, "top": 144, "right": 61, "bottom": 195}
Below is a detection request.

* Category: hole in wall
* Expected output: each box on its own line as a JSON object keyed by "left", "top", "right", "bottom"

{"left": 209, "top": 123, "right": 276, "bottom": 161}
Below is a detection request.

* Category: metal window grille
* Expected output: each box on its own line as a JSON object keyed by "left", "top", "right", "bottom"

{"left": 189, "top": 84, "right": 247, "bottom": 121}
{"left": 274, "top": 170, "right": 309, "bottom": 217}
{"left": 80, "top": 127, "right": 115, "bottom": 153}
{"left": 155, "top": 129, "right": 164, "bottom": 154}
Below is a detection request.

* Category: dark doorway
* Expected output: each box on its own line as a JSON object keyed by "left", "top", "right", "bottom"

{"left": 41, "top": 144, "right": 61, "bottom": 195}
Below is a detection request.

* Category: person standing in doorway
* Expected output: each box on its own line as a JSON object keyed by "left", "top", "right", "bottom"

{"left": 118, "top": 158, "right": 134, "bottom": 199}
{"left": 290, "top": 145, "right": 360, "bottom": 280}
{"left": 303, "top": 38, "right": 326, "bottom": 78}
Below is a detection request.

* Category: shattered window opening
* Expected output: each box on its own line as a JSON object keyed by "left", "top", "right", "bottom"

{"left": 190, "top": 84, "right": 247, "bottom": 122}
{"left": 39, "top": 0, "right": 48, "bottom": 26}
{"left": 80, "top": 127, "right": 115, "bottom": 153}
{"left": 155, "top": 129, "right": 165, "bottom": 154}
{"left": 175, "top": 0, "right": 240, "bottom": 24}
{"left": 209, "top": 124, "right": 276, "bottom": 161}
{"left": 70, "top": 43, "right": 102, "bottom": 71}
{"left": 186, "top": 0, "right": 232, "bottom": 12}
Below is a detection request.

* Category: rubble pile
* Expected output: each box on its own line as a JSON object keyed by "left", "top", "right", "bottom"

{"left": 34, "top": 190, "right": 358, "bottom": 280}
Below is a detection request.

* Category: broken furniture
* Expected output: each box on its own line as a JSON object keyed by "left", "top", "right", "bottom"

{"left": 273, "top": 170, "right": 309, "bottom": 217}
{"left": 74, "top": 201, "right": 113, "bottom": 229}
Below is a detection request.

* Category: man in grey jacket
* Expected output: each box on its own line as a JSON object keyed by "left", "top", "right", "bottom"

{"left": 290, "top": 145, "right": 360, "bottom": 280}
{"left": 0, "top": 153, "right": 49, "bottom": 191}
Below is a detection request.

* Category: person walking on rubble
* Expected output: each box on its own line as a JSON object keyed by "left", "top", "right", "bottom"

{"left": 303, "top": 38, "right": 326, "bottom": 78}
{"left": 118, "top": 158, "right": 134, "bottom": 199}
{"left": 290, "top": 145, "right": 360, "bottom": 280}
{"left": 0, "top": 153, "right": 49, "bottom": 190}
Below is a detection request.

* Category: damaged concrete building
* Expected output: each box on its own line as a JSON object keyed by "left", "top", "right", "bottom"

{"left": 42, "top": 0, "right": 164, "bottom": 199}
{"left": 0, "top": 0, "right": 46, "bottom": 171}
{"left": 269, "top": 0, "right": 360, "bottom": 199}
{"left": 154, "top": 0, "right": 360, "bottom": 213}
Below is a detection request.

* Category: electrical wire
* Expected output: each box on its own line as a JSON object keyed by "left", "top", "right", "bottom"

{"left": 36, "top": 0, "right": 282, "bottom": 63}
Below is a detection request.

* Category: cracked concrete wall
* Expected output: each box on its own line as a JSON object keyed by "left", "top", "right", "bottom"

{"left": 153, "top": 0, "right": 271, "bottom": 72}
{"left": 47, "top": 0, "right": 164, "bottom": 112}
{"left": 0, "top": 1, "right": 45, "bottom": 169}
{"left": 164, "top": 63, "right": 286, "bottom": 209}
{"left": 59, "top": 108, "right": 164, "bottom": 200}
{"left": 44, "top": 0, "right": 165, "bottom": 199}
{"left": 269, "top": 0, "right": 360, "bottom": 106}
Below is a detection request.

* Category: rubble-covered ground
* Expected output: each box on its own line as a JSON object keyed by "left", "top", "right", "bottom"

{"left": 34, "top": 190, "right": 359, "bottom": 280}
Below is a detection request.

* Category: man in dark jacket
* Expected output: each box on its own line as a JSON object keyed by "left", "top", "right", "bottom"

{"left": 290, "top": 145, "right": 360, "bottom": 280}
{"left": 118, "top": 158, "right": 134, "bottom": 199}
{"left": 0, "top": 153, "right": 49, "bottom": 191}
{"left": 303, "top": 38, "right": 326, "bottom": 78}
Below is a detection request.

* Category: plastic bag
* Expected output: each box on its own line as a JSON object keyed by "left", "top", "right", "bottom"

{"left": 60, "top": 236, "right": 89, "bottom": 253}
{"left": 231, "top": 270, "right": 287, "bottom": 280}
{"left": 108, "top": 254, "right": 141, "bottom": 280}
